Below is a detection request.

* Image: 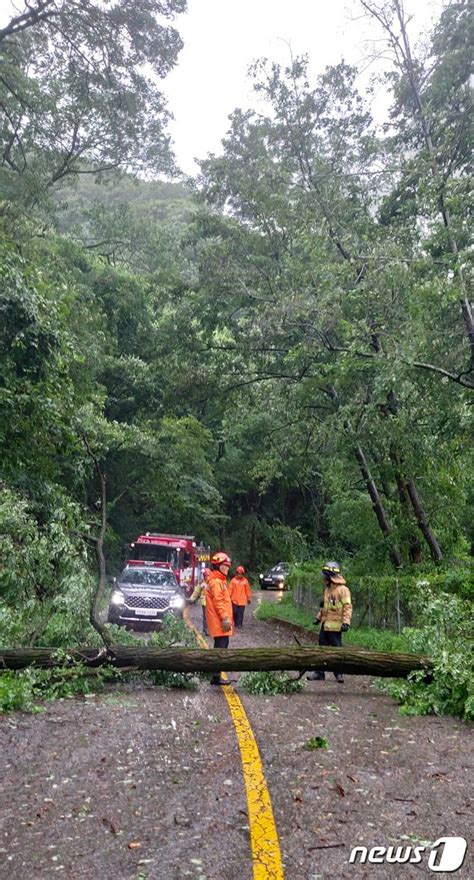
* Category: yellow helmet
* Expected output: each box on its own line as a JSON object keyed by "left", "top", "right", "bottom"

{"left": 322, "top": 561, "right": 341, "bottom": 576}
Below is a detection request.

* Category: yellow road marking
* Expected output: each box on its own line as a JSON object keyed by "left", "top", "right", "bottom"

{"left": 184, "top": 609, "right": 285, "bottom": 879}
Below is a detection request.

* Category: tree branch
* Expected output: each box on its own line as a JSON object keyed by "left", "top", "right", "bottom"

{"left": 409, "top": 361, "right": 474, "bottom": 390}
{"left": 0, "top": 0, "right": 58, "bottom": 43}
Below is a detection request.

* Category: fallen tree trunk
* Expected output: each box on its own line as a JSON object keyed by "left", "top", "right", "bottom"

{"left": 0, "top": 646, "right": 432, "bottom": 678}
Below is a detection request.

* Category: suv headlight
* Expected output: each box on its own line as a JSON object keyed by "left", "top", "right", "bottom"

{"left": 111, "top": 590, "right": 125, "bottom": 605}
{"left": 170, "top": 595, "right": 184, "bottom": 609}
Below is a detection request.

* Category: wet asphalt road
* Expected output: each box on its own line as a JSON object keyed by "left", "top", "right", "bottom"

{"left": 0, "top": 590, "right": 472, "bottom": 880}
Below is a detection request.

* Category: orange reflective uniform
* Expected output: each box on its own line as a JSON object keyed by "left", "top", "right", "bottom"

{"left": 205, "top": 571, "right": 234, "bottom": 637}
{"left": 229, "top": 575, "right": 252, "bottom": 606}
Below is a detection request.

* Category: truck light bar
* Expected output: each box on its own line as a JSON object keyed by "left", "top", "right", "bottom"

{"left": 140, "top": 533, "right": 195, "bottom": 540}
{"left": 126, "top": 560, "right": 174, "bottom": 568}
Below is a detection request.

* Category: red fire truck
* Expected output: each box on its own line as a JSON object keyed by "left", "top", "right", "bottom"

{"left": 127, "top": 533, "right": 209, "bottom": 594}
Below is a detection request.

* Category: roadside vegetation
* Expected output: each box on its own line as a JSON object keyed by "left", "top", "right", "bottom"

{"left": 0, "top": 617, "right": 201, "bottom": 714}
{"left": 240, "top": 670, "right": 305, "bottom": 696}
{"left": 256, "top": 599, "right": 410, "bottom": 653}
{"left": 257, "top": 570, "right": 473, "bottom": 721}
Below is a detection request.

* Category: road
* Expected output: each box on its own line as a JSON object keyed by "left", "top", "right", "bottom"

{"left": 0, "top": 591, "right": 472, "bottom": 879}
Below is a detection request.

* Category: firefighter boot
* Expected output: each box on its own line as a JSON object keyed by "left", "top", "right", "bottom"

{"left": 335, "top": 673, "right": 344, "bottom": 683}
{"left": 307, "top": 672, "right": 325, "bottom": 681}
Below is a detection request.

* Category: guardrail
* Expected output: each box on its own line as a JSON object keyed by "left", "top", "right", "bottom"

{"left": 291, "top": 578, "right": 413, "bottom": 633}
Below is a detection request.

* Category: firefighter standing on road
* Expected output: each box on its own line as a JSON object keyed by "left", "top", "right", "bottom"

{"left": 229, "top": 566, "right": 252, "bottom": 629}
{"left": 188, "top": 567, "right": 211, "bottom": 636}
{"left": 307, "top": 561, "right": 352, "bottom": 684}
{"left": 205, "top": 551, "right": 234, "bottom": 686}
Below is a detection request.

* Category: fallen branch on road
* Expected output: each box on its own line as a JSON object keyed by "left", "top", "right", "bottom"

{"left": 0, "top": 646, "right": 433, "bottom": 678}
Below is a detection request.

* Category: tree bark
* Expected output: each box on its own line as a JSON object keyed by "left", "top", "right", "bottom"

{"left": 383, "top": 401, "right": 441, "bottom": 565}
{"left": 81, "top": 434, "right": 113, "bottom": 648}
{"left": 395, "top": 472, "right": 422, "bottom": 563}
{"left": 324, "top": 386, "right": 402, "bottom": 568}
{"left": 248, "top": 517, "right": 257, "bottom": 571}
{"left": 0, "top": 645, "right": 432, "bottom": 679}
{"left": 354, "top": 444, "right": 402, "bottom": 568}
{"left": 405, "top": 479, "right": 443, "bottom": 564}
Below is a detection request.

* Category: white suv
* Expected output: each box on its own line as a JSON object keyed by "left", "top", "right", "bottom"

{"left": 108, "top": 564, "right": 185, "bottom": 628}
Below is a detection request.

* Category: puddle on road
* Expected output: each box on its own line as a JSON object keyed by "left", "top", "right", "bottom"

{"left": 252, "top": 589, "right": 285, "bottom": 609}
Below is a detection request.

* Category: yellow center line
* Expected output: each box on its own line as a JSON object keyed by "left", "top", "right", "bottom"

{"left": 184, "top": 608, "right": 285, "bottom": 880}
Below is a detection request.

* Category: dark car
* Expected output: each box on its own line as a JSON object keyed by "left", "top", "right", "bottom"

{"left": 258, "top": 562, "right": 290, "bottom": 590}
{"left": 108, "top": 564, "right": 185, "bottom": 628}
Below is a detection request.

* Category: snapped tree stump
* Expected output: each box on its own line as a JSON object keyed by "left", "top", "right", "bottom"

{"left": 0, "top": 646, "right": 433, "bottom": 678}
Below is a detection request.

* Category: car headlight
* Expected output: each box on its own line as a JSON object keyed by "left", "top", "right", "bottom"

{"left": 111, "top": 590, "right": 125, "bottom": 605}
{"left": 170, "top": 595, "right": 184, "bottom": 609}
{"left": 259, "top": 574, "right": 263, "bottom": 581}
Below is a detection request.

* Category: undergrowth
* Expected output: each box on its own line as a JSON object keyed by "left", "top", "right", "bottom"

{"left": 377, "top": 591, "right": 473, "bottom": 721}
{"left": 0, "top": 616, "right": 200, "bottom": 714}
{"left": 257, "top": 589, "right": 473, "bottom": 720}
{"left": 256, "top": 599, "right": 410, "bottom": 652}
{"left": 304, "top": 736, "right": 328, "bottom": 750}
{"left": 240, "top": 670, "right": 304, "bottom": 695}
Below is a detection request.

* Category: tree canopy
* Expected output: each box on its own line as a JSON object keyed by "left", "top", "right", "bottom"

{"left": 0, "top": 0, "right": 472, "bottom": 651}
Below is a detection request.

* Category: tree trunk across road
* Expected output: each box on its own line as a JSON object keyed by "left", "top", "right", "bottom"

{"left": 0, "top": 645, "right": 432, "bottom": 678}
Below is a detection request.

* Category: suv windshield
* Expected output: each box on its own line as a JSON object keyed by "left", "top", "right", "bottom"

{"left": 120, "top": 569, "right": 177, "bottom": 588}
{"left": 272, "top": 564, "right": 289, "bottom": 573}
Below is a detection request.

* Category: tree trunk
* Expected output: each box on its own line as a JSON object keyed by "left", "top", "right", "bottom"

{"left": 385, "top": 408, "right": 440, "bottom": 565}
{"left": 248, "top": 517, "right": 257, "bottom": 571}
{"left": 82, "top": 434, "right": 113, "bottom": 648}
{"left": 405, "top": 479, "right": 443, "bottom": 564}
{"left": 354, "top": 444, "right": 402, "bottom": 568}
{"left": 394, "top": 470, "right": 422, "bottom": 563}
{"left": 324, "top": 386, "right": 402, "bottom": 569}
{"left": 0, "top": 645, "right": 432, "bottom": 679}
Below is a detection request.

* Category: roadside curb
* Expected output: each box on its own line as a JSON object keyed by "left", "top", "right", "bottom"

{"left": 260, "top": 615, "right": 319, "bottom": 643}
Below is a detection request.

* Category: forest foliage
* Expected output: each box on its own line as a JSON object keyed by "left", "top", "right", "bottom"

{"left": 0, "top": 0, "right": 472, "bottom": 684}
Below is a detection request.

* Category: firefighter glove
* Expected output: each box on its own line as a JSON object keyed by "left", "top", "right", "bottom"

{"left": 341, "top": 623, "right": 350, "bottom": 632}
{"left": 221, "top": 617, "right": 232, "bottom": 633}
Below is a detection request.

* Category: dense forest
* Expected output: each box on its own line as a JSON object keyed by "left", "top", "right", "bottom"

{"left": 0, "top": 0, "right": 472, "bottom": 659}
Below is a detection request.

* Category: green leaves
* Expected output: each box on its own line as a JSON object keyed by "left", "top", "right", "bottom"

{"left": 379, "top": 589, "right": 474, "bottom": 721}
{"left": 1, "top": 1, "right": 186, "bottom": 206}
{"left": 240, "top": 671, "right": 305, "bottom": 696}
{"left": 303, "top": 736, "right": 328, "bottom": 751}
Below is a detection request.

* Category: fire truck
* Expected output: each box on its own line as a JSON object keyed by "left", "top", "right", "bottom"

{"left": 127, "top": 533, "right": 210, "bottom": 595}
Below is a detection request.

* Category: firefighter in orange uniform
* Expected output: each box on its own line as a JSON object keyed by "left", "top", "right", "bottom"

{"left": 205, "top": 551, "right": 234, "bottom": 686}
{"left": 229, "top": 566, "right": 252, "bottom": 629}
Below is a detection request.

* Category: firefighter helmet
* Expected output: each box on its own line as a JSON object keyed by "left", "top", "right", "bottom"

{"left": 236, "top": 565, "right": 245, "bottom": 574}
{"left": 211, "top": 551, "right": 232, "bottom": 567}
{"left": 322, "top": 560, "right": 341, "bottom": 576}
